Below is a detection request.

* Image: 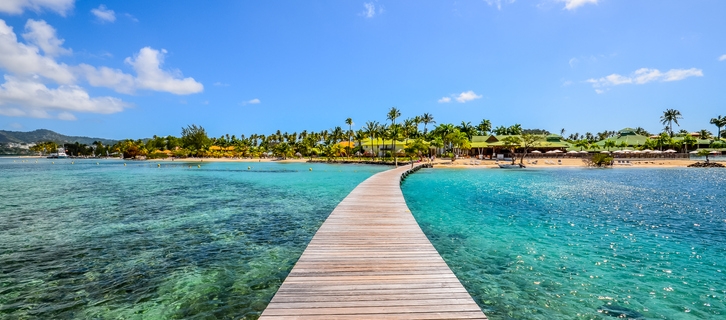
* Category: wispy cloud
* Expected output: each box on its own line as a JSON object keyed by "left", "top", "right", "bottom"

{"left": 439, "top": 91, "right": 482, "bottom": 103}
{"left": 557, "top": 0, "right": 598, "bottom": 10}
{"left": 719, "top": 54, "right": 726, "bottom": 61}
{"left": 91, "top": 5, "right": 116, "bottom": 23}
{"left": 569, "top": 57, "right": 578, "bottom": 68}
{"left": 213, "top": 82, "right": 229, "bottom": 87}
{"left": 361, "top": 2, "right": 384, "bottom": 18}
{"left": 0, "top": 0, "right": 74, "bottom": 16}
{"left": 484, "top": 0, "right": 516, "bottom": 10}
{"left": 586, "top": 67, "right": 703, "bottom": 92}
{"left": 124, "top": 13, "right": 139, "bottom": 23}
{"left": 240, "top": 98, "right": 261, "bottom": 106}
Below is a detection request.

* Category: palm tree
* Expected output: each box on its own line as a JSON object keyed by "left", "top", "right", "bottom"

{"left": 345, "top": 118, "right": 353, "bottom": 158}
{"left": 476, "top": 119, "right": 492, "bottom": 136}
{"left": 574, "top": 139, "right": 589, "bottom": 151}
{"left": 387, "top": 107, "right": 401, "bottom": 166}
{"left": 364, "top": 121, "right": 379, "bottom": 160}
{"left": 457, "top": 121, "right": 476, "bottom": 140}
{"left": 421, "top": 113, "right": 435, "bottom": 136}
{"left": 660, "top": 109, "right": 683, "bottom": 137}
{"left": 710, "top": 115, "right": 725, "bottom": 140}
{"left": 603, "top": 139, "right": 616, "bottom": 151}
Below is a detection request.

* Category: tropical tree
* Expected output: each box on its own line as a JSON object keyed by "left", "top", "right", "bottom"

{"left": 421, "top": 113, "right": 435, "bottom": 135}
{"left": 682, "top": 134, "right": 697, "bottom": 153}
{"left": 660, "top": 109, "right": 683, "bottom": 137}
{"left": 519, "top": 134, "right": 542, "bottom": 165}
{"left": 501, "top": 136, "right": 522, "bottom": 164}
{"left": 617, "top": 141, "right": 628, "bottom": 150}
{"left": 697, "top": 149, "right": 711, "bottom": 162}
{"left": 457, "top": 121, "right": 477, "bottom": 140}
{"left": 387, "top": 107, "right": 401, "bottom": 166}
{"left": 476, "top": 119, "right": 492, "bottom": 136}
{"left": 345, "top": 118, "right": 353, "bottom": 158}
{"left": 710, "top": 115, "right": 726, "bottom": 139}
{"left": 574, "top": 139, "right": 590, "bottom": 151}
{"left": 364, "top": 121, "right": 379, "bottom": 159}
{"left": 181, "top": 124, "right": 210, "bottom": 157}
{"left": 603, "top": 139, "right": 616, "bottom": 151}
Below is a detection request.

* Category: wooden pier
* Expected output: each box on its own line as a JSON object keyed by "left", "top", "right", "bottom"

{"left": 260, "top": 164, "right": 487, "bottom": 319}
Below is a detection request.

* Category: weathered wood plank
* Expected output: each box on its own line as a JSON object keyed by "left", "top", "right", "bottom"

{"left": 259, "top": 165, "right": 486, "bottom": 319}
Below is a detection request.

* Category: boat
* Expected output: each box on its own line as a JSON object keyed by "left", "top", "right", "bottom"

{"left": 498, "top": 163, "right": 525, "bottom": 169}
{"left": 47, "top": 147, "right": 68, "bottom": 159}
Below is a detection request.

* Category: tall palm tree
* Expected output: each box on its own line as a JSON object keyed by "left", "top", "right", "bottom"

{"left": 364, "top": 121, "right": 380, "bottom": 160}
{"left": 710, "top": 115, "right": 725, "bottom": 140}
{"left": 421, "top": 113, "right": 435, "bottom": 135}
{"left": 387, "top": 107, "right": 401, "bottom": 166}
{"left": 345, "top": 118, "right": 353, "bottom": 158}
{"left": 476, "top": 119, "right": 492, "bottom": 136}
{"left": 660, "top": 109, "right": 683, "bottom": 137}
{"left": 457, "top": 121, "right": 476, "bottom": 140}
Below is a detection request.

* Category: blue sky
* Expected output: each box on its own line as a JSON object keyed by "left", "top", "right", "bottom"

{"left": 0, "top": 0, "right": 724, "bottom": 139}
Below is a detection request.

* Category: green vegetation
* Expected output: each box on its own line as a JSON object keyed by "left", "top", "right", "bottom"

{"left": 14, "top": 108, "right": 726, "bottom": 163}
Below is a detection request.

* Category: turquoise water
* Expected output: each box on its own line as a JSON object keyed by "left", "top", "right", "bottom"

{"left": 0, "top": 158, "right": 386, "bottom": 319}
{"left": 402, "top": 168, "right": 726, "bottom": 320}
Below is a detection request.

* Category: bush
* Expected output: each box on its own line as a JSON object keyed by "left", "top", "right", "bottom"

{"left": 591, "top": 153, "right": 613, "bottom": 167}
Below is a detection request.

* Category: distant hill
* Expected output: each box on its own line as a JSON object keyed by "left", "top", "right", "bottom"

{"left": 0, "top": 129, "right": 118, "bottom": 145}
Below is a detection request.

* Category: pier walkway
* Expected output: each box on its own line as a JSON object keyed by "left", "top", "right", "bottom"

{"left": 260, "top": 164, "right": 487, "bottom": 319}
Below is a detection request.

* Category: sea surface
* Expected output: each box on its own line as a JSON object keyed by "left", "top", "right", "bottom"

{"left": 402, "top": 167, "right": 726, "bottom": 320}
{"left": 0, "top": 158, "right": 386, "bottom": 319}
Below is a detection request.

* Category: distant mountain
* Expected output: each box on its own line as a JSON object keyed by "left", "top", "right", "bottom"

{"left": 0, "top": 129, "right": 118, "bottom": 145}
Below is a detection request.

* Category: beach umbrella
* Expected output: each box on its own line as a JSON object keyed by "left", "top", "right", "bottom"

{"left": 579, "top": 150, "right": 588, "bottom": 154}
{"left": 631, "top": 150, "right": 642, "bottom": 153}
{"left": 710, "top": 150, "right": 721, "bottom": 154}
{"left": 600, "top": 151, "right": 610, "bottom": 154}
{"left": 651, "top": 150, "right": 663, "bottom": 154}
{"left": 642, "top": 149, "right": 651, "bottom": 153}
{"left": 553, "top": 150, "right": 563, "bottom": 153}
{"left": 689, "top": 150, "right": 699, "bottom": 154}
{"left": 545, "top": 150, "right": 557, "bottom": 153}
{"left": 531, "top": 150, "right": 542, "bottom": 153}
{"left": 664, "top": 149, "right": 677, "bottom": 153}
{"left": 613, "top": 150, "right": 624, "bottom": 154}
{"left": 566, "top": 150, "right": 578, "bottom": 154}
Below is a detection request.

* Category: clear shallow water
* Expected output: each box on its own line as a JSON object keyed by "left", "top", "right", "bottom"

{"left": 0, "top": 158, "right": 386, "bottom": 319}
{"left": 402, "top": 168, "right": 726, "bottom": 320}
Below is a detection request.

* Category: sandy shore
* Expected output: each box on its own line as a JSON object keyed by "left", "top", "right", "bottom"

{"left": 437, "top": 158, "right": 698, "bottom": 168}
{"left": 6, "top": 156, "right": 700, "bottom": 168}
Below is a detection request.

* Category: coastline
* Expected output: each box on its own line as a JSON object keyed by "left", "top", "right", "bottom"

{"left": 5, "top": 155, "right": 703, "bottom": 168}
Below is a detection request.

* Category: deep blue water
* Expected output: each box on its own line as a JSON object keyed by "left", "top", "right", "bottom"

{"left": 0, "top": 158, "right": 386, "bottom": 319}
{"left": 402, "top": 167, "right": 726, "bottom": 320}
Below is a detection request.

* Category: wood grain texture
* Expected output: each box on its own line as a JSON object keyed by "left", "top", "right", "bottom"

{"left": 259, "top": 165, "right": 487, "bottom": 319}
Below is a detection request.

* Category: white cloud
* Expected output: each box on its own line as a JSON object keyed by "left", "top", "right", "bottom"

{"left": 484, "top": 0, "right": 516, "bottom": 10}
{"left": 362, "top": 2, "right": 376, "bottom": 18}
{"left": 455, "top": 90, "right": 482, "bottom": 103}
{"left": 438, "top": 97, "right": 451, "bottom": 103}
{"left": 558, "top": 0, "right": 598, "bottom": 10}
{"left": 569, "top": 57, "right": 578, "bottom": 68}
{"left": 91, "top": 5, "right": 116, "bottom": 23}
{"left": 562, "top": 80, "right": 573, "bottom": 87}
{"left": 124, "top": 47, "right": 204, "bottom": 95}
{"left": 22, "top": 19, "right": 70, "bottom": 57}
{"left": 213, "top": 82, "right": 229, "bottom": 87}
{"left": 719, "top": 54, "right": 726, "bottom": 61}
{"left": 586, "top": 67, "right": 703, "bottom": 92}
{"left": 0, "top": 75, "right": 128, "bottom": 120}
{"left": 0, "top": 19, "right": 75, "bottom": 84}
{"left": 77, "top": 64, "right": 135, "bottom": 94}
{"left": 0, "top": 0, "right": 74, "bottom": 16}
{"left": 0, "top": 18, "right": 203, "bottom": 121}
{"left": 248, "top": 98, "right": 260, "bottom": 104}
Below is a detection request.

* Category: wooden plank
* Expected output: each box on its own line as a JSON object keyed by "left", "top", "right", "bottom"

{"left": 259, "top": 165, "right": 486, "bottom": 319}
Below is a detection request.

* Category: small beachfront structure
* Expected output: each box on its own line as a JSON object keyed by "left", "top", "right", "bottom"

{"left": 359, "top": 137, "right": 408, "bottom": 157}
{"left": 466, "top": 134, "right": 571, "bottom": 158}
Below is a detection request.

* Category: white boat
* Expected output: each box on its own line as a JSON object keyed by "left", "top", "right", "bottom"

{"left": 498, "top": 163, "right": 525, "bottom": 169}
{"left": 47, "top": 147, "right": 68, "bottom": 159}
